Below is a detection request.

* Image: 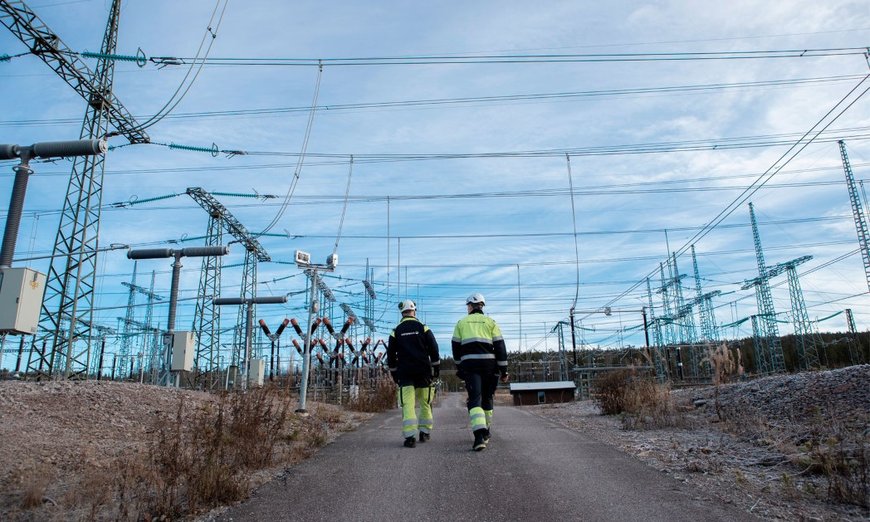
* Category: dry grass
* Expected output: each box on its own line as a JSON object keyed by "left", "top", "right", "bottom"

{"left": 18, "top": 467, "right": 51, "bottom": 510}
{"left": 592, "top": 368, "right": 685, "bottom": 430}
{"left": 802, "top": 419, "right": 869, "bottom": 508}
{"left": 4, "top": 387, "right": 359, "bottom": 521}
{"left": 703, "top": 343, "right": 744, "bottom": 421}
{"left": 347, "top": 379, "right": 397, "bottom": 412}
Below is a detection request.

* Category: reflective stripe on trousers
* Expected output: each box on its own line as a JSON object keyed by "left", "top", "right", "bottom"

{"left": 399, "top": 385, "right": 435, "bottom": 437}
{"left": 416, "top": 386, "right": 435, "bottom": 433}
{"left": 468, "top": 406, "right": 487, "bottom": 432}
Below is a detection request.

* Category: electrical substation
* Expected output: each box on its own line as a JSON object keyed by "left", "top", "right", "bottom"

{"left": 0, "top": 1, "right": 869, "bottom": 401}
{"left": 2, "top": 2, "right": 870, "bottom": 520}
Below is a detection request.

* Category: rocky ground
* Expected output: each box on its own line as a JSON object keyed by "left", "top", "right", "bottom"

{"left": 530, "top": 364, "right": 870, "bottom": 521}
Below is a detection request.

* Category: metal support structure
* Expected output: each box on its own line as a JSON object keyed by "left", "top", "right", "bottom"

{"left": 784, "top": 261, "right": 821, "bottom": 370}
{"left": 844, "top": 308, "right": 862, "bottom": 364}
{"left": 743, "top": 202, "right": 785, "bottom": 373}
{"left": 294, "top": 252, "right": 336, "bottom": 414}
{"left": 215, "top": 295, "right": 286, "bottom": 389}
{"left": 838, "top": 140, "right": 870, "bottom": 292}
{"left": 191, "top": 212, "right": 223, "bottom": 387}
{"left": 646, "top": 277, "right": 668, "bottom": 381}
{"left": 691, "top": 245, "right": 719, "bottom": 342}
{"left": 749, "top": 314, "right": 770, "bottom": 373}
{"left": 259, "top": 318, "right": 290, "bottom": 381}
{"left": 0, "top": 0, "right": 149, "bottom": 380}
{"left": 128, "top": 246, "right": 228, "bottom": 386}
{"left": 185, "top": 188, "right": 269, "bottom": 380}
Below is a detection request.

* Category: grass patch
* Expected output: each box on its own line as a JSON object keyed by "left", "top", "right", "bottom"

{"left": 592, "top": 368, "right": 684, "bottom": 429}
{"left": 347, "top": 379, "right": 397, "bottom": 413}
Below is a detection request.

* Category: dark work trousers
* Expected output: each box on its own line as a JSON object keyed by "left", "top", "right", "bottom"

{"left": 464, "top": 371, "right": 498, "bottom": 411}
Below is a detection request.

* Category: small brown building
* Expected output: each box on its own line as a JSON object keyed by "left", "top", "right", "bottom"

{"left": 509, "top": 381, "right": 576, "bottom": 406}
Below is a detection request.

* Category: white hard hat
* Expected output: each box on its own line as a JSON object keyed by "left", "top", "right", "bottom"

{"left": 466, "top": 293, "right": 485, "bottom": 305}
{"left": 398, "top": 299, "right": 417, "bottom": 312}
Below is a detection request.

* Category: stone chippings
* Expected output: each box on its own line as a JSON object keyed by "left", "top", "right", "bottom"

{"left": 691, "top": 364, "right": 870, "bottom": 443}
{"left": 532, "top": 364, "right": 870, "bottom": 521}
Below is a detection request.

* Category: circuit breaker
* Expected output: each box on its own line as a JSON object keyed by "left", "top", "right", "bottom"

{"left": 0, "top": 267, "right": 46, "bottom": 335}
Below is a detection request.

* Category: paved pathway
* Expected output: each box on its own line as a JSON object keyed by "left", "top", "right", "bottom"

{"left": 217, "top": 392, "right": 753, "bottom": 521}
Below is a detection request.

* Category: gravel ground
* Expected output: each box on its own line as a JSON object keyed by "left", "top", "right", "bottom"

{"left": 0, "top": 380, "right": 369, "bottom": 521}
{"left": 529, "top": 365, "right": 870, "bottom": 521}
{"left": 1, "top": 368, "right": 866, "bottom": 520}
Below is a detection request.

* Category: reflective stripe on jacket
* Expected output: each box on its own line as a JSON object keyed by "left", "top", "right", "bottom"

{"left": 451, "top": 310, "right": 508, "bottom": 375}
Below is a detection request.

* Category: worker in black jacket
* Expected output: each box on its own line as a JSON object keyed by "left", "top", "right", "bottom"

{"left": 387, "top": 299, "right": 440, "bottom": 448}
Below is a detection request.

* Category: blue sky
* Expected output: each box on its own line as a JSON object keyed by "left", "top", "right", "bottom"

{"left": 1, "top": 0, "right": 869, "bottom": 365}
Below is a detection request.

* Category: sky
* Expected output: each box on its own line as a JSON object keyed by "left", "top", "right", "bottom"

{"left": 1, "top": 0, "right": 869, "bottom": 367}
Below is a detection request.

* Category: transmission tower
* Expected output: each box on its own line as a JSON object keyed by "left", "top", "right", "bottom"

{"left": 1, "top": 0, "right": 149, "bottom": 379}
{"left": 118, "top": 260, "right": 138, "bottom": 372}
{"left": 185, "top": 188, "right": 270, "bottom": 383}
{"left": 838, "top": 140, "right": 870, "bottom": 292}
{"left": 658, "top": 263, "right": 677, "bottom": 347}
{"left": 671, "top": 253, "right": 697, "bottom": 346}
{"left": 844, "top": 308, "right": 863, "bottom": 364}
{"left": 691, "top": 245, "right": 720, "bottom": 342}
{"left": 741, "top": 202, "right": 785, "bottom": 373}
{"left": 782, "top": 257, "right": 821, "bottom": 370}
{"left": 120, "top": 276, "right": 163, "bottom": 376}
{"left": 646, "top": 277, "right": 668, "bottom": 381}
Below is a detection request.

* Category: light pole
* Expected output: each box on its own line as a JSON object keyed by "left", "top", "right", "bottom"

{"left": 294, "top": 250, "right": 337, "bottom": 414}
{"left": 127, "top": 246, "right": 229, "bottom": 386}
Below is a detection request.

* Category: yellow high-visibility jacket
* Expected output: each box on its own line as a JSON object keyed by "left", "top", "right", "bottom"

{"left": 451, "top": 310, "right": 508, "bottom": 376}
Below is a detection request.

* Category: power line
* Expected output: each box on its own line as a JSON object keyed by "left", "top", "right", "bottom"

{"left": 140, "top": 46, "right": 870, "bottom": 67}
{"left": 1, "top": 74, "right": 863, "bottom": 126}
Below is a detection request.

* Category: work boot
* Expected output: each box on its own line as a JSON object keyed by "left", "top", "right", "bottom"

{"left": 404, "top": 436, "right": 416, "bottom": 448}
{"left": 473, "top": 429, "right": 487, "bottom": 451}
{"left": 419, "top": 432, "right": 430, "bottom": 443}
{"left": 482, "top": 428, "right": 491, "bottom": 443}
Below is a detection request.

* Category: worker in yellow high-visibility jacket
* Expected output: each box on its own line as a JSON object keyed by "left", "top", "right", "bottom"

{"left": 387, "top": 299, "right": 440, "bottom": 448}
{"left": 452, "top": 293, "right": 509, "bottom": 451}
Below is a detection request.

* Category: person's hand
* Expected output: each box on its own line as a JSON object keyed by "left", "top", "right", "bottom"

{"left": 456, "top": 368, "right": 466, "bottom": 380}
{"left": 500, "top": 373, "right": 510, "bottom": 384}
{"left": 433, "top": 366, "right": 440, "bottom": 379}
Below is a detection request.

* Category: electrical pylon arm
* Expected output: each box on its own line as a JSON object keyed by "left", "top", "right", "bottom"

{"left": 185, "top": 187, "right": 270, "bottom": 261}
{"left": 0, "top": 0, "right": 149, "bottom": 144}
{"left": 741, "top": 255, "right": 812, "bottom": 289}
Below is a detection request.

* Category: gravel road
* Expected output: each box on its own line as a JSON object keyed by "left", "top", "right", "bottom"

{"left": 216, "top": 392, "right": 753, "bottom": 521}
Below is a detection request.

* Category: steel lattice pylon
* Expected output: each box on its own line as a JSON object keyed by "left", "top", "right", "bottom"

{"left": 191, "top": 213, "right": 223, "bottom": 387}
{"left": 749, "top": 315, "right": 771, "bottom": 372}
{"left": 671, "top": 253, "right": 697, "bottom": 346}
{"left": 785, "top": 263, "right": 821, "bottom": 370}
{"left": 838, "top": 140, "right": 870, "bottom": 292}
{"left": 742, "top": 203, "right": 785, "bottom": 373}
{"left": 185, "top": 188, "right": 269, "bottom": 379}
{"left": 646, "top": 277, "right": 668, "bottom": 381}
{"left": 692, "top": 245, "right": 719, "bottom": 342}
{"left": 232, "top": 249, "right": 258, "bottom": 368}
{"left": 118, "top": 260, "right": 138, "bottom": 374}
{"left": 844, "top": 308, "right": 862, "bottom": 364}
{"left": 0, "top": 0, "right": 149, "bottom": 379}
{"left": 658, "top": 263, "right": 677, "bottom": 347}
